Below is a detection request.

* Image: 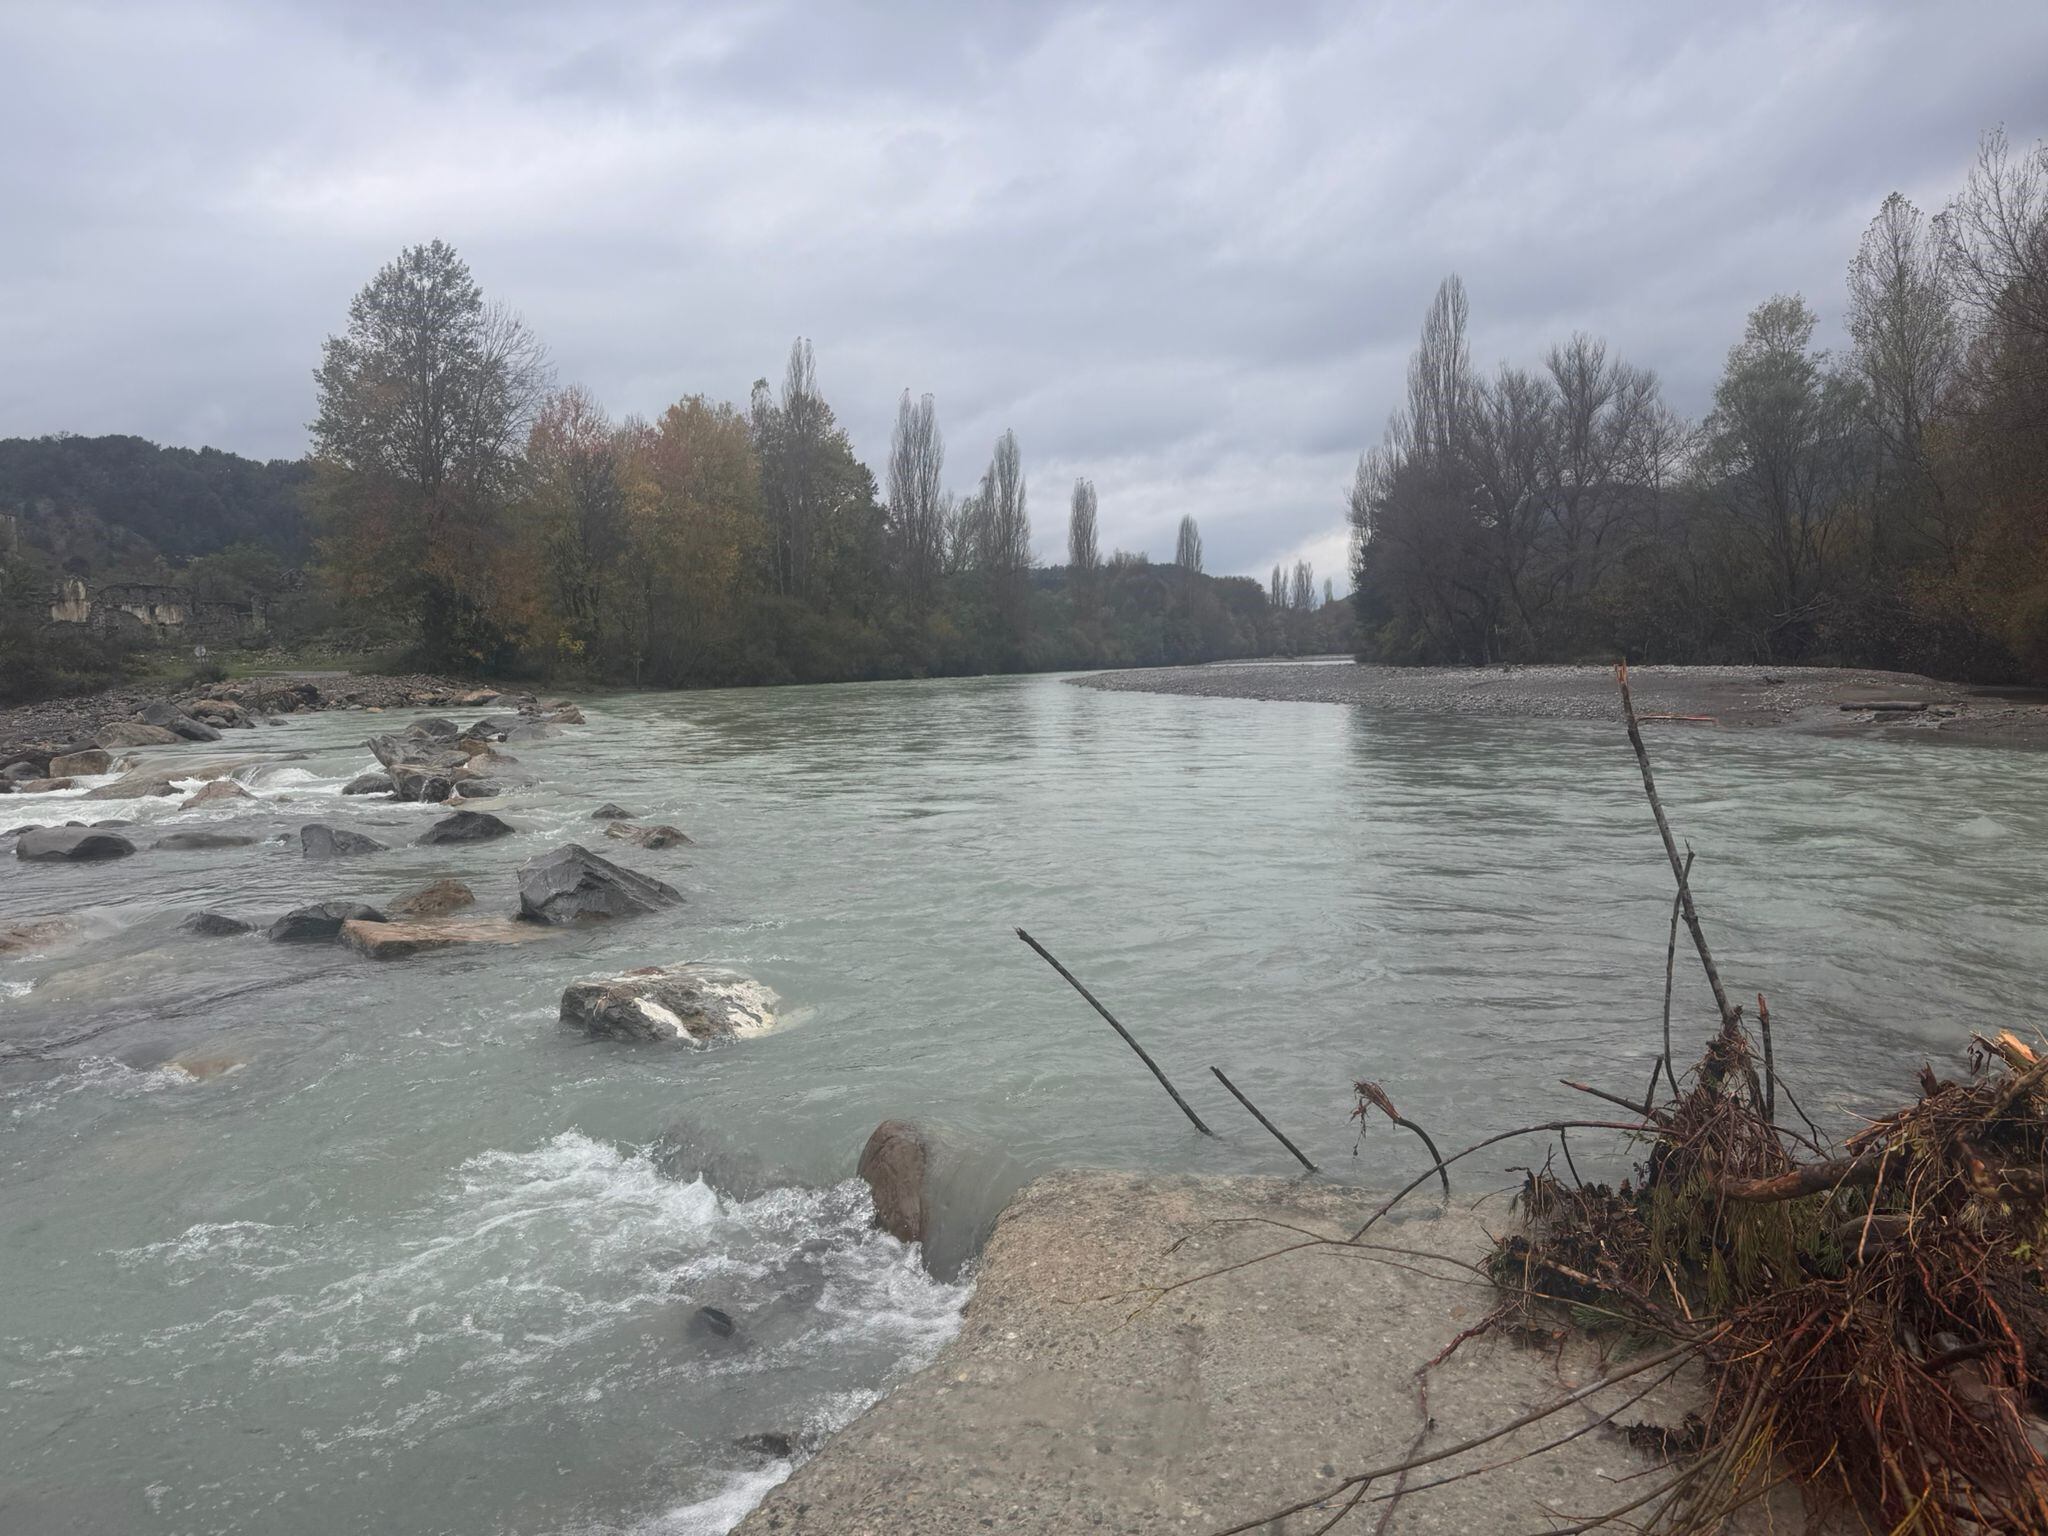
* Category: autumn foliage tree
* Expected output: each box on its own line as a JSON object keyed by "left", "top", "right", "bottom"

{"left": 311, "top": 239, "right": 549, "bottom": 667}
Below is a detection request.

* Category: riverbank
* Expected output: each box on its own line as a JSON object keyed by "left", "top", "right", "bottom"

{"left": 0, "top": 671, "right": 486, "bottom": 766}
{"left": 1073, "top": 660, "right": 2048, "bottom": 747}
{"left": 737, "top": 1169, "right": 1810, "bottom": 1535}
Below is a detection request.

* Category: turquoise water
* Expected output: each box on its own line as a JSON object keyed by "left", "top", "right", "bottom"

{"left": 3, "top": 674, "right": 2045, "bottom": 1533}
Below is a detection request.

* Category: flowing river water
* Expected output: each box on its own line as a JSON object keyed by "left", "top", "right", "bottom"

{"left": 4, "top": 673, "right": 2046, "bottom": 1533}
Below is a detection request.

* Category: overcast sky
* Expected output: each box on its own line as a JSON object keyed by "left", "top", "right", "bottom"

{"left": 4, "top": 2, "right": 2045, "bottom": 585}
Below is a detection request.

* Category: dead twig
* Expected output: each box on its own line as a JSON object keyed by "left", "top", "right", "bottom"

{"left": 1211, "top": 1066, "right": 1317, "bottom": 1172}
{"left": 1016, "top": 927, "right": 1214, "bottom": 1137}
{"left": 1355, "top": 1081, "right": 1451, "bottom": 1201}
{"left": 1617, "top": 661, "right": 1737, "bottom": 1031}
{"left": 1660, "top": 848, "right": 1695, "bottom": 1100}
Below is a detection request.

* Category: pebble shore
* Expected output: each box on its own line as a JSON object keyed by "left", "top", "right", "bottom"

{"left": 1072, "top": 659, "right": 2048, "bottom": 747}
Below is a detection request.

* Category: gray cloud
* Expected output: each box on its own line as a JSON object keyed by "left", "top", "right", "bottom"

{"left": 3, "top": 0, "right": 2045, "bottom": 585}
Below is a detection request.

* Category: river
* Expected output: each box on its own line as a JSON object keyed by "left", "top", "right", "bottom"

{"left": 3, "top": 673, "right": 2045, "bottom": 1533}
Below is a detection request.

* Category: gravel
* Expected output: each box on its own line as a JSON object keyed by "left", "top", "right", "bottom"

{"left": 1072, "top": 659, "right": 2048, "bottom": 747}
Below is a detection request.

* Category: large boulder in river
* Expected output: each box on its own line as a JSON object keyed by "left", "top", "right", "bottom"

{"left": 342, "top": 771, "right": 393, "bottom": 796}
{"left": 515, "top": 843, "right": 681, "bottom": 925}
{"left": 16, "top": 826, "right": 137, "bottom": 862}
{"left": 407, "top": 717, "right": 461, "bottom": 741}
{"left": 388, "top": 764, "right": 457, "bottom": 803}
{"left": 186, "top": 698, "right": 252, "bottom": 729}
{"left": 268, "top": 900, "right": 386, "bottom": 943}
{"left": 590, "top": 803, "right": 635, "bottom": 821}
{"left": 300, "top": 824, "right": 389, "bottom": 860}
{"left": 48, "top": 748, "right": 112, "bottom": 777}
{"left": 183, "top": 779, "right": 253, "bottom": 807}
{"left": 559, "top": 965, "right": 775, "bottom": 1043}
{"left": 95, "top": 721, "right": 180, "bottom": 749}
{"left": 138, "top": 699, "right": 222, "bottom": 741}
{"left": 416, "top": 809, "right": 514, "bottom": 845}
{"left": 857, "top": 1121, "right": 932, "bottom": 1244}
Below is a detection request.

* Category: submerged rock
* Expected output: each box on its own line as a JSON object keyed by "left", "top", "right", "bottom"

{"left": 300, "top": 824, "right": 389, "bottom": 860}
{"left": 734, "top": 1432, "right": 796, "bottom": 1462}
{"left": 389, "top": 879, "right": 476, "bottom": 918}
{"left": 11, "top": 777, "right": 76, "bottom": 794}
{"left": 165, "top": 1056, "right": 243, "bottom": 1080}
{"left": 16, "top": 826, "right": 137, "bottom": 862}
{"left": 154, "top": 831, "right": 259, "bottom": 850}
{"left": 342, "top": 771, "right": 393, "bottom": 795}
{"left": 340, "top": 916, "right": 553, "bottom": 960}
{"left": 688, "top": 1305, "right": 738, "bottom": 1342}
{"left": 268, "top": 900, "right": 386, "bottom": 943}
{"left": 515, "top": 843, "right": 681, "bottom": 925}
{"left": 559, "top": 964, "right": 774, "bottom": 1043}
{"left": 590, "top": 803, "right": 635, "bottom": 821}
{"left": 180, "top": 910, "right": 254, "bottom": 937}
{"left": 415, "top": 809, "right": 514, "bottom": 845}
{"left": 857, "top": 1120, "right": 932, "bottom": 1244}
{"left": 604, "top": 821, "right": 693, "bottom": 850}
{"left": 0, "top": 915, "right": 75, "bottom": 953}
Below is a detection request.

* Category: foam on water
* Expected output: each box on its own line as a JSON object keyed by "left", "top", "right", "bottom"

{"left": 59, "top": 1131, "right": 967, "bottom": 1531}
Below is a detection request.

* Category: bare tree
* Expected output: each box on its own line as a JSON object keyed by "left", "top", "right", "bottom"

{"left": 1468, "top": 362, "right": 1557, "bottom": 648}
{"left": 1068, "top": 478, "right": 1099, "bottom": 572}
{"left": 977, "top": 430, "right": 1031, "bottom": 643}
{"left": 1698, "top": 295, "right": 1868, "bottom": 635}
{"left": 1847, "top": 194, "right": 1962, "bottom": 565}
{"left": 1174, "top": 514, "right": 1203, "bottom": 573}
{"left": 888, "top": 390, "right": 947, "bottom": 607}
{"left": 1941, "top": 129, "right": 2048, "bottom": 362}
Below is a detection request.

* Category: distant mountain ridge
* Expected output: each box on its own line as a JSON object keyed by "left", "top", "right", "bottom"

{"left": 0, "top": 433, "right": 311, "bottom": 575}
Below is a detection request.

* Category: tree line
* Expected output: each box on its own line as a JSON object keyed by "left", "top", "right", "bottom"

{"left": 309, "top": 239, "right": 1348, "bottom": 685}
{"left": 1350, "top": 130, "right": 2048, "bottom": 682}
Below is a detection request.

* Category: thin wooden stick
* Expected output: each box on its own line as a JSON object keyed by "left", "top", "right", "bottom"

{"left": 1755, "top": 990, "right": 1777, "bottom": 1124}
{"left": 1016, "top": 927, "right": 1215, "bottom": 1137}
{"left": 1617, "top": 662, "right": 1737, "bottom": 1029}
{"left": 1661, "top": 847, "right": 1696, "bottom": 1099}
{"left": 1211, "top": 1067, "right": 1317, "bottom": 1171}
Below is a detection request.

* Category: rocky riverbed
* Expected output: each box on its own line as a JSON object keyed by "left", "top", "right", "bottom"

{"left": 0, "top": 671, "right": 484, "bottom": 766}
{"left": 1073, "top": 659, "right": 2048, "bottom": 747}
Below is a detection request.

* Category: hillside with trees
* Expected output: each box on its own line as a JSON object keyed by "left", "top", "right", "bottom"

{"left": 1349, "top": 131, "right": 2048, "bottom": 682}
